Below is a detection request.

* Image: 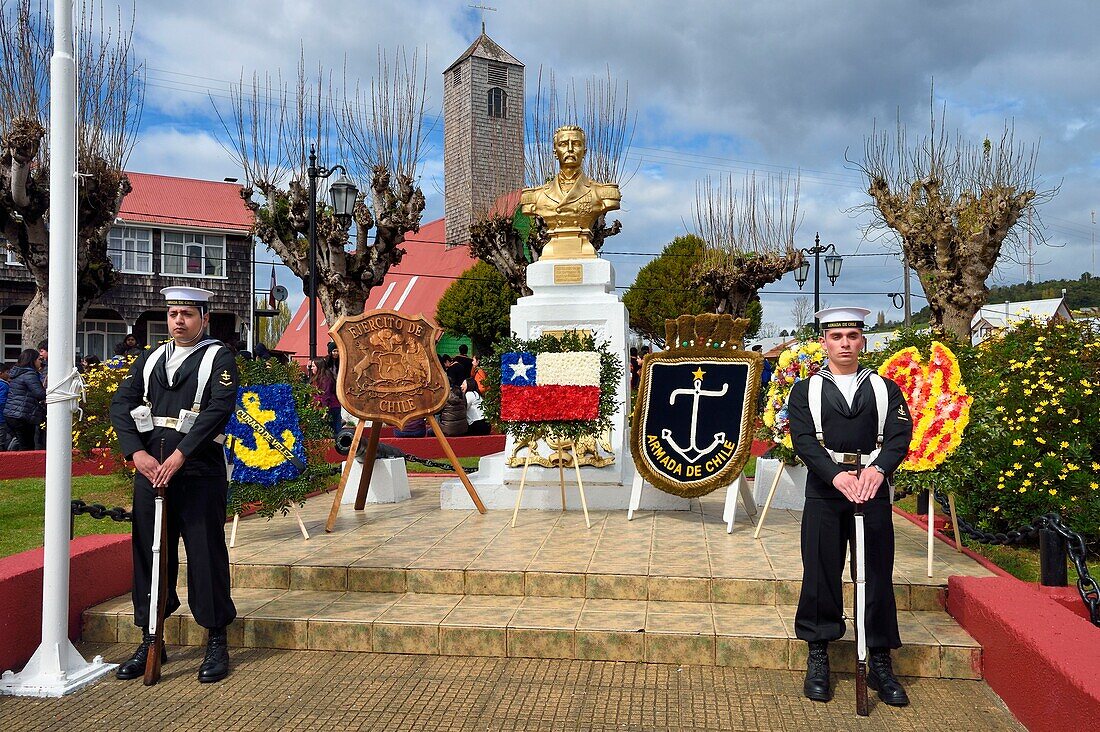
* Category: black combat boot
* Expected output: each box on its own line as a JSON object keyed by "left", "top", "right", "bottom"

{"left": 115, "top": 631, "right": 167, "bottom": 680}
{"left": 803, "top": 641, "right": 831, "bottom": 702}
{"left": 197, "top": 627, "right": 230, "bottom": 683}
{"left": 868, "top": 648, "right": 910, "bottom": 706}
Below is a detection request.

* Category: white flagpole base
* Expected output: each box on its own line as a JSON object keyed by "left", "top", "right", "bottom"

{"left": 1, "top": 641, "right": 116, "bottom": 697}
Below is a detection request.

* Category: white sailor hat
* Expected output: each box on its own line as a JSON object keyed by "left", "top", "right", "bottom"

{"left": 160, "top": 286, "right": 214, "bottom": 308}
{"left": 815, "top": 306, "right": 870, "bottom": 330}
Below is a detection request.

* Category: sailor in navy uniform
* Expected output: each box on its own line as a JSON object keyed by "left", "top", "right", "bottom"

{"left": 787, "top": 307, "right": 913, "bottom": 706}
{"left": 109, "top": 286, "right": 238, "bottom": 683}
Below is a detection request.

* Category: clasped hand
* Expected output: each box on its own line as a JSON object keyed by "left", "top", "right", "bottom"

{"left": 133, "top": 449, "right": 187, "bottom": 488}
{"left": 832, "top": 467, "right": 883, "bottom": 503}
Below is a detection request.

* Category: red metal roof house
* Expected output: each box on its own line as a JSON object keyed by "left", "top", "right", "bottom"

{"left": 0, "top": 171, "right": 254, "bottom": 360}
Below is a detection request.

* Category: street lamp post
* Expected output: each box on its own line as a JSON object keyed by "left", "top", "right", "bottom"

{"left": 307, "top": 144, "right": 359, "bottom": 362}
{"left": 793, "top": 233, "right": 843, "bottom": 333}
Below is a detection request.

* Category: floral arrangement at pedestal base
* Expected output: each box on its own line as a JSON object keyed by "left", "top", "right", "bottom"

{"left": 758, "top": 340, "right": 826, "bottom": 464}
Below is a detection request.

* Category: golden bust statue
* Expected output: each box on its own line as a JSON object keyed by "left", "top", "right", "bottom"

{"left": 520, "top": 125, "right": 621, "bottom": 260}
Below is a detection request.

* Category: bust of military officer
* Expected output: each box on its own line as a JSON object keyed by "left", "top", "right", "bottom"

{"left": 520, "top": 125, "right": 621, "bottom": 260}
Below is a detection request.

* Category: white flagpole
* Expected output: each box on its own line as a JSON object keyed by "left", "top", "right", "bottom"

{"left": 1, "top": 0, "right": 115, "bottom": 696}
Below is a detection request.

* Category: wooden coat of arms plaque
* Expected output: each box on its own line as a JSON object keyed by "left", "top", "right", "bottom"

{"left": 325, "top": 309, "right": 486, "bottom": 532}
{"left": 330, "top": 309, "right": 449, "bottom": 430}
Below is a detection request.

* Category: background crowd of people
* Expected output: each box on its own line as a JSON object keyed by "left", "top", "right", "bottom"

{"left": 0, "top": 333, "right": 503, "bottom": 452}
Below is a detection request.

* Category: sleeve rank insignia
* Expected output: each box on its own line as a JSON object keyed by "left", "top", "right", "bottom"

{"left": 218, "top": 370, "right": 233, "bottom": 386}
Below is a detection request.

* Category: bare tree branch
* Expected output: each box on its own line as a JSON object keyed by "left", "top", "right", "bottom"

{"left": 0, "top": 0, "right": 143, "bottom": 346}
{"left": 214, "top": 47, "right": 429, "bottom": 327}
{"left": 691, "top": 171, "right": 804, "bottom": 316}
{"left": 850, "top": 89, "right": 1056, "bottom": 338}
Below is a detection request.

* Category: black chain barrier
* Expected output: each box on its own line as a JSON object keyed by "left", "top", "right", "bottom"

{"left": 70, "top": 499, "right": 133, "bottom": 539}
{"left": 922, "top": 487, "right": 1100, "bottom": 627}
{"left": 334, "top": 429, "right": 479, "bottom": 474}
{"left": 71, "top": 499, "right": 132, "bottom": 523}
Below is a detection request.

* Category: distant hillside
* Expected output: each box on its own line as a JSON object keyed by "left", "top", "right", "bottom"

{"left": 881, "top": 273, "right": 1100, "bottom": 328}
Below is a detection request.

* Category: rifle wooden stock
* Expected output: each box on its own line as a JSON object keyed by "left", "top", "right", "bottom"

{"left": 856, "top": 659, "right": 869, "bottom": 715}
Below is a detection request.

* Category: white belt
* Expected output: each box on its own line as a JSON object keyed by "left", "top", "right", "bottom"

{"left": 827, "top": 449, "right": 879, "bottom": 467}
{"left": 150, "top": 416, "right": 225, "bottom": 444}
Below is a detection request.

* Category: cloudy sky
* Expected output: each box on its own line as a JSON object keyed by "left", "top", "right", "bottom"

{"left": 121, "top": 0, "right": 1100, "bottom": 332}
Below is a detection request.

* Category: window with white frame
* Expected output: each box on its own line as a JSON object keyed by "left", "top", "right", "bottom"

{"left": 77, "top": 319, "right": 129, "bottom": 361}
{"left": 161, "top": 231, "right": 225, "bottom": 277}
{"left": 107, "top": 226, "right": 153, "bottom": 273}
{"left": 2, "top": 316, "right": 22, "bottom": 362}
{"left": 147, "top": 320, "right": 170, "bottom": 345}
{"left": 2, "top": 236, "right": 21, "bottom": 266}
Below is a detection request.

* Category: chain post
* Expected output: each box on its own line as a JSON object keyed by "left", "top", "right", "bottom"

{"left": 1039, "top": 526, "right": 1069, "bottom": 587}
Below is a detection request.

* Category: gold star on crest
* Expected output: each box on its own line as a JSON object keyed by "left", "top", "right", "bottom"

{"left": 692, "top": 367, "right": 706, "bottom": 381}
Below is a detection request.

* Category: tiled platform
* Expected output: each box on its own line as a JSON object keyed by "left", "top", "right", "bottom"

{"left": 1, "top": 644, "right": 1025, "bottom": 731}
{"left": 84, "top": 476, "right": 993, "bottom": 679}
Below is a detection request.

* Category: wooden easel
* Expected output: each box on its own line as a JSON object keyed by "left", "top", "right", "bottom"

{"left": 510, "top": 439, "right": 590, "bottom": 529}
{"left": 925, "top": 487, "right": 964, "bottom": 576}
{"left": 229, "top": 505, "right": 309, "bottom": 549}
{"left": 752, "top": 461, "right": 787, "bottom": 539}
{"left": 325, "top": 416, "right": 485, "bottom": 532}
{"left": 225, "top": 433, "right": 310, "bottom": 548}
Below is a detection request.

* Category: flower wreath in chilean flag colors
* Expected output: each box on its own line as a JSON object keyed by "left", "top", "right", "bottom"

{"left": 480, "top": 331, "right": 623, "bottom": 444}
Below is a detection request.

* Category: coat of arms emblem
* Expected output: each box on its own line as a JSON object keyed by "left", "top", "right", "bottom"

{"left": 330, "top": 309, "right": 449, "bottom": 430}
{"left": 630, "top": 314, "right": 762, "bottom": 498}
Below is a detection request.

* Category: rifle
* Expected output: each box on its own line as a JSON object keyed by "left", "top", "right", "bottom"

{"left": 853, "top": 450, "right": 869, "bottom": 716}
{"left": 144, "top": 438, "right": 169, "bottom": 686}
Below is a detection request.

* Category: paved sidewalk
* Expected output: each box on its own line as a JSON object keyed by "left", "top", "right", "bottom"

{"left": 0, "top": 642, "right": 1022, "bottom": 731}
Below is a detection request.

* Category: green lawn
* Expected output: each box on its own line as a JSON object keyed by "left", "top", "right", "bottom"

{"left": 405, "top": 456, "right": 481, "bottom": 473}
{"left": 0, "top": 475, "right": 134, "bottom": 558}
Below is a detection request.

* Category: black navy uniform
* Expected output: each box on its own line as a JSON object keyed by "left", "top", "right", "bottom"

{"left": 110, "top": 341, "right": 239, "bottom": 631}
{"left": 787, "top": 367, "right": 913, "bottom": 649}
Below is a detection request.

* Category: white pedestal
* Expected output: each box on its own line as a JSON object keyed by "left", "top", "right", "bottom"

{"left": 440, "top": 450, "right": 689, "bottom": 511}
{"left": 752, "top": 457, "right": 807, "bottom": 511}
{"left": 342, "top": 457, "right": 411, "bottom": 504}
{"left": 440, "top": 257, "right": 688, "bottom": 513}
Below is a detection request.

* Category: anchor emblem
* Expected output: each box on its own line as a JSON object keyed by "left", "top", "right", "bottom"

{"left": 661, "top": 367, "right": 729, "bottom": 463}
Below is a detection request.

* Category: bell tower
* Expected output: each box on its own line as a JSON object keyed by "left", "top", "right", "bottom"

{"left": 443, "top": 29, "right": 524, "bottom": 246}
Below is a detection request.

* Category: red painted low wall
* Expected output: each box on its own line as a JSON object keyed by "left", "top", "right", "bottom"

{"left": 323, "top": 434, "right": 505, "bottom": 463}
{"left": 0, "top": 449, "right": 123, "bottom": 480}
{"left": 0, "top": 534, "right": 132, "bottom": 674}
{"left": 1, "top": 434, "right": 507, "bottom": 480}
{"left": 947, "top": 575, "right": 1100, "bottom": 732}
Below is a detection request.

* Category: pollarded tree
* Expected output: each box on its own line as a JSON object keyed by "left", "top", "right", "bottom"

{"left": 215, "top": 50, "right": 428, "bottom": 327}
{"left": 434, "top": 261, "right": 520, "bottom": 355}
{"left": 692, "top": 171, "right": 804, "bottom": 317}
{"left": 853, "top": 102, "right": 1053, "bottom": 339}
{"left": 0, "top": 0, "right": 143, "bottom": 346}
{"left": 469, "top": 68, "right": 634, "bottom": 295}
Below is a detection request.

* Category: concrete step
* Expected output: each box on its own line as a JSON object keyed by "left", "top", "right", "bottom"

{"left": 83, "top": 589, "right": 981, "bottom": 679}
{"left": 211, "top": 562, "right": 948, "bottom": 611}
